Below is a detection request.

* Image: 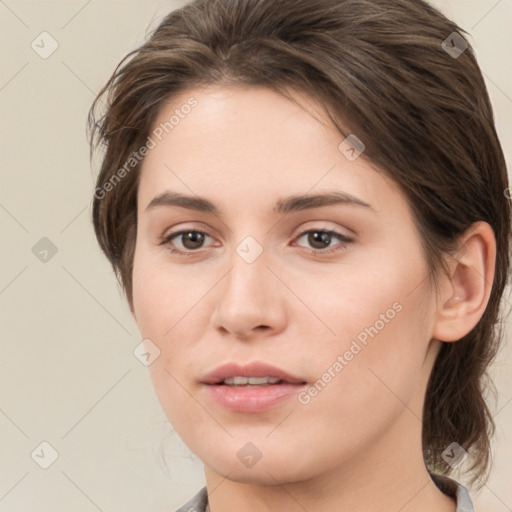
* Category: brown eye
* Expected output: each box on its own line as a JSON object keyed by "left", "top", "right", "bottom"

{"left": 307, "top": 231, "right": 334, "bottom": 250}
{"left": 295, "top": 229, "right": 353, "bottom": 254}
{"left": 161, "top": 229, "right": 212, "bottom": 253}
{"left": 179, "top": 231, "right": 206, "bottom": 250}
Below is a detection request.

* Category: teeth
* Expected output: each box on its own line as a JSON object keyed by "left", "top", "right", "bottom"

{"left": 223, "top": 376, "right": 282, "bottom": 386}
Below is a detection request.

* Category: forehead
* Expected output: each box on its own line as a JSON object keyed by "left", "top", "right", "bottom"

{"left": 137, "top": 84, "right": 408, "bottom": 218}
{"left": 147, "top": 84, "right": 338, "bottom": 163}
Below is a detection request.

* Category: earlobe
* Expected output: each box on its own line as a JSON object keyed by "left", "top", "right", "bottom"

{"left": 432, "top": 221, "right": 496, "bottom": 343}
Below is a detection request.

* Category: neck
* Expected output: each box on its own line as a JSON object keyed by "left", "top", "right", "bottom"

{"left": 203, "top": 410, "right": 456, "bottom": 512}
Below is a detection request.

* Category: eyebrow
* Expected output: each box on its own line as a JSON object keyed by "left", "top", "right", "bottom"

{"left": 144, "top": 190, "right": 374, "bottom": 215}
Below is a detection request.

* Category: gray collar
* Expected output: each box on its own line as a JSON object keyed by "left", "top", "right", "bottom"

{"left": 174, "top": 474, "right": 474, "bottom": 512}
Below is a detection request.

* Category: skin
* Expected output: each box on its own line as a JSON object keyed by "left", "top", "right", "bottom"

{"left": 131, "top": 84, "right": 496, "bottom": 512}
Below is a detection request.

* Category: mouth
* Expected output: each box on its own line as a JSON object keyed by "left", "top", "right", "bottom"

{"left": 201, "top": 361, "right": 307, "bottom": 386}
{"left": 201, "top": 362, "right": 307, "bottom": 413}
{"left": 218, "top": 376, "right": 289, "bottom": 387}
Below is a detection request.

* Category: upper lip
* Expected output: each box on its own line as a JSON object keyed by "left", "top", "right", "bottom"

{"left": 201, "top": 362, "right": 307, "bottom": 385}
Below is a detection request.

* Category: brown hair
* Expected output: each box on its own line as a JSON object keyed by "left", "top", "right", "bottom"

{"left": 88, "top": 0, "right": 511, "bottom": 487}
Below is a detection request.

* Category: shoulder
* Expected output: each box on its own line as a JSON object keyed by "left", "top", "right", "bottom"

{"left": 173, "top": 478, "right": 474, "bottom": 512}
{"left": 173, "top": 486, "right": 208, "bottom": 512}
{"left": 430, "top": 473, "right": 475, "bottom": 512}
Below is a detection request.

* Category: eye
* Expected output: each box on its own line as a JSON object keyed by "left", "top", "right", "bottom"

{"left": 160, "top": 229, "right": 214, "bottom": 255}
{"left": 159, "top": 227, "right": 353, "bottom": 256}
{"left": 293, "top": 229, "right": 353, "bottom": 254}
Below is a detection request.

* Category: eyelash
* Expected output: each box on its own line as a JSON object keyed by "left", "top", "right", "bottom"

{"left": 159, "top": 228, "right": 353, "bottom": 257}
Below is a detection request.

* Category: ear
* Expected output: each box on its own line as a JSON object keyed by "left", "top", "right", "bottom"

{"left": 432, "top": 221, "right": 496, "bottom": 342}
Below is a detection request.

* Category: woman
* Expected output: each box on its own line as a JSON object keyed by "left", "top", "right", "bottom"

{"left": 88, "top": 0, "right": 511, "bottom": 510}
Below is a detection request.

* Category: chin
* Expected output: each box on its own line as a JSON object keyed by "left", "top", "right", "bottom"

{"left": 202, "top": 447, "right": 318, "bottom": 485}
{"left": 208, "top": 464, "right": 306, "bottom": 486}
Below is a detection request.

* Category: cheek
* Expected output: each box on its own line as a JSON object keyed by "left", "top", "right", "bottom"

{"left": 132, "top": 245, "right": 207, "bottom": 338}
{"left": 296, "top": 259, "right": 428, "bottom": 351}
{"left": 291, "top": 295, "right": 431, "bottom": 468}
{"left": 309, "top": 291, "right": 433, "bottom": 432}
{"left": 300, "top": 247, "right": 433, "bottom": 399}
{"left": 131, "top": 248, "right": 215, "bottom": 412}
{"left": 132, "top": 254, "right": 203, "bottom": 427}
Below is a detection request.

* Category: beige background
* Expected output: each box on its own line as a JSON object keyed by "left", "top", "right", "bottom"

{"left": 0, "top": 0, "right": 511, "bottom": 510}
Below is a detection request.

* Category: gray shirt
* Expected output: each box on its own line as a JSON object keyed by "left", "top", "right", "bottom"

{"left": 173, "top": 473, "right": 474, "bottom": 512}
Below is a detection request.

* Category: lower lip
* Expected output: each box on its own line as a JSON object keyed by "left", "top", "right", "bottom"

{"left": 203, "top": 383, "right": 306, "bottom": 413}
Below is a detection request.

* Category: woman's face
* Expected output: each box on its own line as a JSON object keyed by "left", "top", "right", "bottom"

{"left": 132, "top": 84, "right": 442, "bottom": 484}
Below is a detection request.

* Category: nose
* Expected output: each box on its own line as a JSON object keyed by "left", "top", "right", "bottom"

{"left": 211, "top": 244, "right": 288, "bottom": 340}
